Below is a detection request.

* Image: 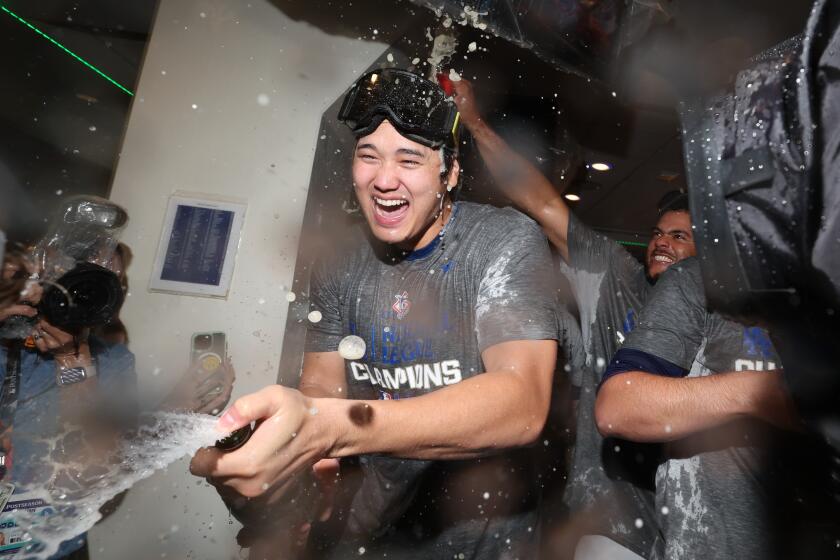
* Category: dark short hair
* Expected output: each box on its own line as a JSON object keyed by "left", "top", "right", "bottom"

{"left": 657, "top": 190, "right": 689, "bottom": 218}
{"left": 441, "top": 147, "right": 457, "bottom": 179}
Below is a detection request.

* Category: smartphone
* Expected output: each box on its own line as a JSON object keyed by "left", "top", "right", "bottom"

{"left": 190, "top": 332, "right": 226, "bottom": 375}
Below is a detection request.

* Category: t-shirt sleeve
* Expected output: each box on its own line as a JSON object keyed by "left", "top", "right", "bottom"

{"left": 606, "top": 258, "right": 707, "bottom": 377}
{"left": 304, "top": 257, "right": 344, "bottom": 353}
{"left": 567, "top": 213, "right": 640, "bottom": 279}
{"left": 474, "top": 214, "right": 559, "bottom": 351}
{"left": 601, "top": 348, "right": 690, "bottom": 389}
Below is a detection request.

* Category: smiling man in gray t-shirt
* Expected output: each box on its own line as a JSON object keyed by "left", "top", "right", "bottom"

{"left": 453, "top": 78, "right": 698, "bottom": 559}
{"left": 191, "top": 70, "right": 558, "bottom": 560}
{"left": 596, "top": 258, "right": 801, "bottom": 559}
{"left": 306, "top": 199, "right": 558, "bottom": 558}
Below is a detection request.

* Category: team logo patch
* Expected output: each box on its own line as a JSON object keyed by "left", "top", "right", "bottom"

{"left": 392, "top": 291, "right": 411, "bottom": 320}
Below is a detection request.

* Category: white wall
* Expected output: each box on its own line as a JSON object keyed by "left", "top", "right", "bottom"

{"left": 88, "top": 1, "right": 386, "bottom": 558}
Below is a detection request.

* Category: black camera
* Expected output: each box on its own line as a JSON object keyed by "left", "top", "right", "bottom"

{"left": 0, "top": 195, "right": 129, "bottom": 336}
{"left": 38, "top": 262, "right": 125, "bottom": 330}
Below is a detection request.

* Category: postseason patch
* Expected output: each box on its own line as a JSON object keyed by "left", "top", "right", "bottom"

{"left": 0, "top": 488, "right": 53, "bottom": 556}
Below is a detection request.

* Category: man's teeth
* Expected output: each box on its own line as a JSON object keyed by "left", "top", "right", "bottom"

{"left": 375, "top": 197, "right": 407, "bottom": 207}
{"left": 654, "top": 255, "right": 674, "bottom": 263}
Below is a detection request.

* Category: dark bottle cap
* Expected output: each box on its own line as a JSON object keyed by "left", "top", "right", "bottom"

{"left": 215, "top": 424, "right": 253, "bottom": 452}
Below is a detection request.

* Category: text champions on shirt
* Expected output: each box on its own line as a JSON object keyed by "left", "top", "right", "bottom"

{"left": 350, "top": 360, "right": 463, "bottom": 391}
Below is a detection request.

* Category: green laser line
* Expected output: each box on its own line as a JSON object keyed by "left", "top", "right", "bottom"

{"left": 1, "top": 3, "right": 134, "bottom": 96}
{"left": 618, "top": 240, "right": 648, "bottom": 248}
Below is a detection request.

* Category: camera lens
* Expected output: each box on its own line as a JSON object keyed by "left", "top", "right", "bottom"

{"left": 40, "top": 263, "right": 124, "bottom": 329}
{"left": 68, "top": 277, "right": 109, "bottom": 310}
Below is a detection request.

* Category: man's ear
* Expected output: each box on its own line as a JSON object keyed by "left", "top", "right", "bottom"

{"left": 446, "top": 158, "right": 460, "bottom": 192}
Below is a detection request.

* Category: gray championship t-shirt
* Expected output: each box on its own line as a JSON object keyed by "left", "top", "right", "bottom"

{"left": 561, "top": 214, "right": 659, "bottom": 556}
{"left": 306, "top": 201, "right": 558, "bottom": 559}
{"left": 618, "top": 258, "right": 785, "bottom": 560}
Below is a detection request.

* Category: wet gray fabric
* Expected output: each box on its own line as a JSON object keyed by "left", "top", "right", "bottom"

{"left": 557, "top": 303, "right": 586, "bottom": 384}
{"left": 814, "top": 1, "right": 840, "bottom": 324}
{"left": 561, "top": 214, "right": 659, "bottom": 557}
{"left": 621, "top": 258, "right": 784, "bottom": 560}
{"left": 306, "top": 201, "right": 558, "bottom": 559}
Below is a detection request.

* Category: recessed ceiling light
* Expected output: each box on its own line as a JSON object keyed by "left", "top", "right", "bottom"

{"left": 564, "top": 193, "right": 581, "bottom": 202}
{"left": 590, "top": 162, "right": 611, "bottom": 172}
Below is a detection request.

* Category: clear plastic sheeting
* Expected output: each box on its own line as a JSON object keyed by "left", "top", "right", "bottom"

{"left": 32, "top": 195, "right": 128, "bottom": 286}
{"left": 405, "top": 0, "right": 667, "bottom": 80}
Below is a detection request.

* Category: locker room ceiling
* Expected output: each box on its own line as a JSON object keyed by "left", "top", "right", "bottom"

{"left": 0, "top": 0, "right": 812, "bottom": 248}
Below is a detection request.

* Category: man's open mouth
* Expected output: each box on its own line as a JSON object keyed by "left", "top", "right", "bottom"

{"left": 652, "top": 253, "right": 675, "bottom": 265}
{"left": 373, "top": 196, "right": 409, "bottom": 226}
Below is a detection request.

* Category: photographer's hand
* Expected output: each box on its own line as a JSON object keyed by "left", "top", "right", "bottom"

{"left": 0, "top": 304, "right": 36, "bottom": 324}
{"left": 33, "top": 320, "right": 89, "bottom": 359}
{"left": 160, "top": 358, "right": 236, "bottom": 416}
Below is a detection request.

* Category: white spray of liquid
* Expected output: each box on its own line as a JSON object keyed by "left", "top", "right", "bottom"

{"left": 427, "top": 33, "right": 458, "bottom": 79}
{"left": 13, "top": 412, "right": 225, "bottom": 559}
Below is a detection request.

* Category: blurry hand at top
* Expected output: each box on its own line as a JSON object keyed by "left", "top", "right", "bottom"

{"left": 451, "top": 77, "right": 483, "bottom": 130}
{"left": 0, "top": 302, "right": 37, "bottom": 325}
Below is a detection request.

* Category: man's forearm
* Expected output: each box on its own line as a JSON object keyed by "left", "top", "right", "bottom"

{"left": 468, "top": 120, "right": 572, "bottom": 260}
{"left": 299, "top": 380, "right": 343, "bottom": 399}
{"left": 318, "top": 369, "right": 550, "bottom": 460}
{"left": 299, "top": 351, "right": 347, "bottom": 399}
{"left": 595, "top": 370, "right": 776, "bottom": 442}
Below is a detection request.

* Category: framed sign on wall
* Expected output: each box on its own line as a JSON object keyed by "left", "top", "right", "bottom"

{"left": 149, "top": 193, "right": 246, "bottom": 298}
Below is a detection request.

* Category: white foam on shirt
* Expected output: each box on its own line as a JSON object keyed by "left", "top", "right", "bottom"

{"left": 558, "top": 260, "right": 605, "bottom": 367}
{"left": 475, "top": 252, "right": 514, "bottom": 322}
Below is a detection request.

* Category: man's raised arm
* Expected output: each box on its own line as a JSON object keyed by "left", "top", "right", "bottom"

{"left": 453, "top": 79, "right": 575, "bottom": 261}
